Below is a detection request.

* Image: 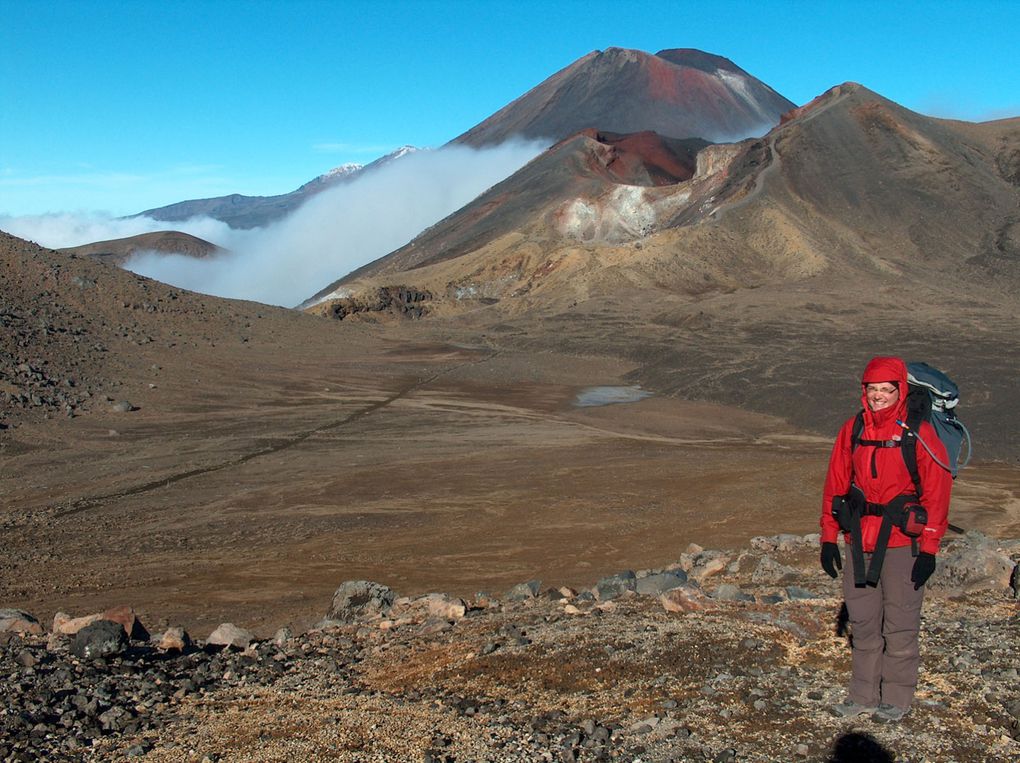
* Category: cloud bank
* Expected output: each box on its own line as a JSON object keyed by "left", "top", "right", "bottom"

{"left": 1, "top": 141, "right": 546, "bottom": 307}
{"left": 0, "top": 210, "right": 249, "bottom": 251}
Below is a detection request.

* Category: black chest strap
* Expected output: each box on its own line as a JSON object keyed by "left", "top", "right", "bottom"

{"left": 850, "top": 410, "right": 923, "bottom": 496}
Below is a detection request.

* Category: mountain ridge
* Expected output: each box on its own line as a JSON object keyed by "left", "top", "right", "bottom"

{"left": 134, "top": 147, "right": 418, "bottom": 229}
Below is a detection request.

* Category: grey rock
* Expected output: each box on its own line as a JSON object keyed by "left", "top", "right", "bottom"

{"left": 635, "top": 570, "right": 688, "bottom": 595}
{"left": 595, "top": 570, "right": 636, "bottom": 600}
{"left": 752, "top": 556, "right": 801, "bottom": 584}
{"left": 111, "top": 400, "right": 134, "bottom": 412}
{"left": 71, "top": 620, "right": 127, "bottom": 660}
{"left": 929, "top": 533, "right": 1015, "bottom": 594}
{"left": 506, "top": 580, "right": 542, "bottom": 601}
{"left": 326, "top": 580, "right": 395, "bottom": 621}
{"left": 712, "top": 584, "right": 754, "bottom": 602}
{"left": 751, "top": 534, "right": 807, "bottom": 553}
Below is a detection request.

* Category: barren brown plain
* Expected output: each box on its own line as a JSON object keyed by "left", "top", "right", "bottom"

{"left": 3, "top": 314, "right": 1018, "bottom": 639}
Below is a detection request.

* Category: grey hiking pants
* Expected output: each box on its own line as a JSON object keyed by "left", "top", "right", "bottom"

{"left": 843, "top": 545, "right": 926, "bottom": 709}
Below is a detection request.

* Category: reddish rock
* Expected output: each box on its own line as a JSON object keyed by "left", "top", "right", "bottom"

{"left": 388, "top": 593, "right": 467, "bottom": 625}
{"left": 52, "top": 611, "right": 103, "bottom": 635}
{"left": 102, "top": 605, "right": 149, "bottom": 640}
{"left": 0, "top": 608, "right": 43, "bottom": 635}
{"left": 660, "top": 586, "right": 709, "bottom": 614}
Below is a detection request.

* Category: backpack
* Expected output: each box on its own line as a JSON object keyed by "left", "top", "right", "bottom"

{"left": 903, "top": 361, "right": 972, "bottom": 478}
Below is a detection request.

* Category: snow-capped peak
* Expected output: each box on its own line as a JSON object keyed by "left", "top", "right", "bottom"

{"left": 321, "top": 163, "right": 364, "bottom": 180}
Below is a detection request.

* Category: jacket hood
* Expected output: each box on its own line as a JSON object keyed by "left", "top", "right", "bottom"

{"left": 860, "top": 355, "right": 908, "bottom": 428}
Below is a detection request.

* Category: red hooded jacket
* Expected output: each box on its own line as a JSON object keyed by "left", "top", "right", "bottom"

{"left": 821, "top": 356, "right": 952, "bottom": 555}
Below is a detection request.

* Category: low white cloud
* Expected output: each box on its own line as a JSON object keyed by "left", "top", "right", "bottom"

{"left": 2, "top": 140, "right": 546, "bottom": 308}
{"left": 0, "top": 211, "right": 250, "bottom": 251}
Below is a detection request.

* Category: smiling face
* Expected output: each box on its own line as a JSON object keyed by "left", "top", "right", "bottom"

{"left": 865, "top": 382, "right": 900, "bottom": 412}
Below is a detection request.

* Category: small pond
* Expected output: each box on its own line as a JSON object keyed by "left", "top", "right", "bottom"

{"left": 573, "top": 386, "right": 653, "bottom": 408}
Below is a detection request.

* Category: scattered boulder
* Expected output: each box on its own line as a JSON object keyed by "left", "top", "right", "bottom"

{"left": 155, "top": 626, "right": 192, "bottom": 652}
{"left": 327, "top": 580, "right": 395, "bottom": 622}
{"left": 635, "top": 570, "right": 688, "bottom": 595}
{"left": 102, "top": 605, "right": 149, "bottom": 641}
{"left": 929, "top": 533, "right": 1016, "bottom": 595}
{"left": 52, "top": 611, "right": 103, "bottom": 635}
{"left": 754, "top": 533, "right": 813, "bottom": 553}
{"left": 751, "top": 556, "right": 801, "bottom": 585}
{"left": 71, "top": 619, "right": 128, "bottom": 660}
{"left": 683, "top": 550, "right": 731, "bottom": 583}
{"left": 660, "top": 585, "right": 710, "bottom": 613}
{"left": 506, "top": 580, "right": 542, "bottom": 601}
{"left": 712, "top": 584, "right": 755, "bottom": 602}
{"left": 0, "top": 608, "right": 43, "bottom": 635}
{"left": 391, "top": 593, "right": 467, "bottom": 622}
{"left": 110, "top": 400, "right": 134, "bottom": 412}
{"left": 206, "top": 623, "right": 255, "bottom": 650}
{"left": 727, "top": 552, "right": 759, "bottom": 575}
{"left": 594, "top": 571, "right": 637, "bottom": 600}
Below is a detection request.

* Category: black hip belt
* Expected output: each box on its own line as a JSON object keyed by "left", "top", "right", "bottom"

{"left": 831, "top": 486, "right": 927, "bottom": 586}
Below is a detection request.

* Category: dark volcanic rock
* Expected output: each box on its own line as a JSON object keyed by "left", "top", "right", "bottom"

{"left": 506, "top": 580, "right": 542, "bottom": 601}
{"left": 635, "top": 570, "right": 688, "bottom": 595}
{"left": 71, "top": 620, "right": 128, "bottom": 660}
{"left": 594, "top": 570, "right": 637, "bottom": 600}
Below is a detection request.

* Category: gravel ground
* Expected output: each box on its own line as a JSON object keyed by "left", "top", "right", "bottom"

{"left": 3, "top": 532, "right": 1018, "bottom": 763}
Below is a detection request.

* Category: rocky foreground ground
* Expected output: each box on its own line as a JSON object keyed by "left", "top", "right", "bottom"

{"left": 2, "top": 532, "right": 1018, "bottom": 763}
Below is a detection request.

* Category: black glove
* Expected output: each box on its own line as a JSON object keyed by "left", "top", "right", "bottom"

{"left": 821, "top": 542, "right": 842, "bottom": 579}
{"left": 911, "top": 552, "right": 937, "bottom": 589}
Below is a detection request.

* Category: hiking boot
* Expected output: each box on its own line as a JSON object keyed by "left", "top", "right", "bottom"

{"left": 830, "top": 699, "right": 878, "bottom": 718}
{"left": 871, "top": 703, "right": 910, "bottom": 722}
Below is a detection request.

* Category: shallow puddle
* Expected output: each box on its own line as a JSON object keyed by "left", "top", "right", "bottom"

{"left": 573, "top": 385, "right": 653, "bottom": 407}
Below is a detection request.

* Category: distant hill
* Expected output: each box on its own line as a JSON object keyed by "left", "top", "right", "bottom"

{"left": 60, "top": 231, "right": 226, "bottom": 267}
{"left": 135, "top": 148, "right": 417, "bottom": 229}
{"left": 451, "top": 47, "right": 795, "bottom": 147}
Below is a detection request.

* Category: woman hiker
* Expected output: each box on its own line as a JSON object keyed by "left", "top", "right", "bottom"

{"left": 820, "top": 355, "right": 952, "bottom": 721}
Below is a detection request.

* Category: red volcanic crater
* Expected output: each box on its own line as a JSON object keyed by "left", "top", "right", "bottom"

{"left": 573, "top": 129, "right": 702, "bottom": 185}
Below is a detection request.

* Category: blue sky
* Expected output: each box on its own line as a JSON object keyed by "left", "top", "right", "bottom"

{"left": 2, "top": 0, "right": 1019, "bottom": 217}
